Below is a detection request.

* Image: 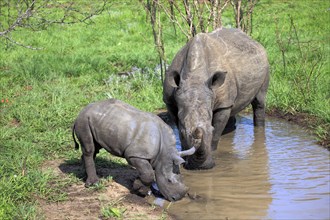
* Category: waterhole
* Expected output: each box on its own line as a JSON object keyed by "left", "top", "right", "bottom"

{"left": 167, "top": 115, "right": 330, "bottom": 220}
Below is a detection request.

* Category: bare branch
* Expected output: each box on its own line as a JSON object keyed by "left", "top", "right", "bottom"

{"left": 0, "top": 0, "right": 109, "bottom": 49}
{"left": 192, "top": 0, "right": 205, "bottom": 32}
{"left": 0, "top": 0, "right": 35, "bottom": 37}
{"left": 156, "top": 1, "right": 190, "bottom": 38}
{"left": 183, "top": 0, "right": 196, "bottom": 37}
{"left": 3, "top": 34, "right": 42, "bottom": 50}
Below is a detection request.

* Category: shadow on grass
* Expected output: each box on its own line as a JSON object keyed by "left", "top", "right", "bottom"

{"left": 58, "top": 157, "right": 138, "bottom": 190}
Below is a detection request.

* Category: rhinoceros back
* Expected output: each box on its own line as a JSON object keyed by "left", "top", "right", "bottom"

{"left": 208, "top": 28, "right": 269, "bottom": 113}
{"left": 81, "top": 99, "right": 165, "bottom": 160}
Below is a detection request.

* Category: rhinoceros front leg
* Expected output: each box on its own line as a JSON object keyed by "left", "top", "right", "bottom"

{"left": 211, "top": 108, "right": 231, "bottom": 150}
{"left": 129, "top": 157, "right": 155, "bottom": 196}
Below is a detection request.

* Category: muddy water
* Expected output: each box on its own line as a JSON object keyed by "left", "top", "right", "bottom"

{"left": 168, "top": 115, "right": 330, "bottom": 220}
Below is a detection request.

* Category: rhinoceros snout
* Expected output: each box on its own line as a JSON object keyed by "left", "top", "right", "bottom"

{"left": 168, "top": 186, "right": 189, "bottom": 201}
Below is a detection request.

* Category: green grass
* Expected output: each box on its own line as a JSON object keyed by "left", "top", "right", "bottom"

{"left": 252, "top": 0, "right": 330, "bottom": 117}
{"left": 0, "top": 0, "right": 329, "bottom": 219}
{"left": 252, "top": 0, "right": 330, "bottom": 142}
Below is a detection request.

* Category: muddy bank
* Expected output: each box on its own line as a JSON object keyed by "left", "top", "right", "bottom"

{"left": 39, "top": 159, "right": 174, "bottom": 220}
{"left": 266, "top": 108, "right": 329, "bottom": 149}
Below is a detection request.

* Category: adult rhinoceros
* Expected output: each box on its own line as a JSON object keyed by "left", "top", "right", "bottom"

{"left": 163, "top": 28, "right": 269, "bottom": 170}
{"left": 72, "top": 99, "right": 195, "bottom": 201}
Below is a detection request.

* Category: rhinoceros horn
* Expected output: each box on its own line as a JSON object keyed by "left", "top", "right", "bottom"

{"left": 179, "top": 146, "right": 196, "bottom": 157}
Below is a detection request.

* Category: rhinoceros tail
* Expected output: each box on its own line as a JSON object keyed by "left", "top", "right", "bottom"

{"left": 72, "top": 123, "right": 80, "bottom": 150}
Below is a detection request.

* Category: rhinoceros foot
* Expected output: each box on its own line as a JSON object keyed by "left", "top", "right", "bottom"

{"left": 85, "top": 176, "right": 100, "bottom": 188}
{"left": 133, "top": 178, "right": 151, "bottom": 197}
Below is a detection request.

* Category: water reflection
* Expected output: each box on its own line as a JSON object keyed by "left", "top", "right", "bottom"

{"left": 265, "top": 117, "right": 330, "bottom": 220}
{"left": 168, "top": 115, "right": 330, "bottom": 220}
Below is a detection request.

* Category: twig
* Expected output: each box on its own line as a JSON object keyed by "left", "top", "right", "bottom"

{"left": 3, "top": 35, "right": 43, "bottom": 50}
{"left": 0, "top": 0, "right": 35, "bottom": 37}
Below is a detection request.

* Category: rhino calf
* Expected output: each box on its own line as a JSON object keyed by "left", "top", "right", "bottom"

{"left": 72, "top": 99, "right": 193, "bottom": 201}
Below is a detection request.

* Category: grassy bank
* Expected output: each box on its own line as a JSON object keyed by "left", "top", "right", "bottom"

{"left": 252, "top": 0, "right": 329, "bottom": 146}
{"left": 0, "top": 0, "right": 329, "bottom": 219}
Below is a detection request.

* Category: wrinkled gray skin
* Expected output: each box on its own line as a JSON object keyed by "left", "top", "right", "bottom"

{"left": 163, "top": 28, "right": 270, "bottom": 170}
{"left": 72, "top": 99, "right": 189, "bottom": 201}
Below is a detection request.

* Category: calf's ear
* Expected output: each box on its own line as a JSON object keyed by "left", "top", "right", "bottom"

{"left": 173, "top": 154, "right": 185, "bottom": 165}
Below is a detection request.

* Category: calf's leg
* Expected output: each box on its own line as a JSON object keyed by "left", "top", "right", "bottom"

{"left": 76, "top": 129, "right": 99, "bottom": 187}
{"left": 129, "top": 158, "right": 155, "bottom": 196}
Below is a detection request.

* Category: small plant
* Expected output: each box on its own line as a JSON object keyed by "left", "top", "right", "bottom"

{"left": 87, "top": 177, "right": 113, "bottom": 192}
{"left": 101, "top": 198, "right": 126, "bottom": 219}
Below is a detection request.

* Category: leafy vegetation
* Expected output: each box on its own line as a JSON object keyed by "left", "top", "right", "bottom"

{"left": 0, "top": 0, "right": 329, "bottom": 219}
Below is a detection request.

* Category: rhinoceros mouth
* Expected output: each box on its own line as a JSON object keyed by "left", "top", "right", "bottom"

{"left": 184, "top": 157, "right": 215, "bottom": 170}
{"left": 183, "top": 147, "right": 215, "bottom": 170}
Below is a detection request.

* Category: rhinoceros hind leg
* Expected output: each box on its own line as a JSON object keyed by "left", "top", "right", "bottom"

{"left": 251, "top": 99, "right": 265, "bottom": 126}
{"left": 77, "top": 133, "right": 99, "bottom": 187}
{"left": 251, "top": 92, "right": 267, "bottom": 127}
{"left": 252, "top": 72, "right": 269, "bottom": 126}
{"left": 83, "top": 145, "right": 99, "bottom": 187}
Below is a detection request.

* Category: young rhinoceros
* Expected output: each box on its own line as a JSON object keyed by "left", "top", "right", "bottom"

{"left": 72, "top": 99, "right": 194, "bottom": 201}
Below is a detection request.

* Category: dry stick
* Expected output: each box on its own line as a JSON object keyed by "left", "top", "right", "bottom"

{"left": 274, "top": 16, "right": 289, "bottom": 76}
{"left": 216, "top": 0, "right": 230, "bottom": 29}
{"left": 169, "top": 0, "right": 177, "bottom": 35}
{"left": 150, "top": 0, "right": 164, "bottom": 81}
{"left": 183, "top": 0, "right": 196, "bottom": 37}
{"left": 158, "top": 1, "right": 190, "bottom": 39}
{"left": 157, "top": 7, "right": 166, "bottom": 82}
{"left": 145, "top": 0, "right": 167, "bottom": 82}
{"left": 212, "top": 0, "right": 218, "bottom": 30}
{"left": 0, "top": 0, "right": 35, "bottom": 37}
{"left": 246, "top": 0, "right": 258, "bottom": 35}
{"left": 1, "top": 0, "right": 108, "bottom": 50}
{"left": 204, "top": 1, "right": 212, "bottom": 32}
{"left": 231, "top": 0, "right": 241, "bottom": 29}
{"left": 289, "top": 15, "right": 303, "bottom": 57}
{"left": 193, "top": 0, "right": 205, "bottom": 33}
{"left": 3, "top": 35, "right": 42, "bottom": 50}
{"left": 38, "top": 1, "right": 108, "bottom": 25}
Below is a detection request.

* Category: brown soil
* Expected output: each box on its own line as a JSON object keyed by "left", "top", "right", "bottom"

{"left": 39, "top": 159, "right": 174, "bottom": 220}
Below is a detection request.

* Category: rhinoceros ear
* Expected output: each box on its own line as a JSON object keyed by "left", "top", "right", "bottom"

{"left": 209, "top": 71, "right": 227, "bottom": 88}
{"left": 167, "top": 71, "right": 181, "bottom": 88}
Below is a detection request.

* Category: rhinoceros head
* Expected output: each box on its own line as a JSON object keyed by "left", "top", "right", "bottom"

{"left": 153, "top": 145, "right": 196, "bottom": 201}
{"left": 166, "top": 69, "right": 227, "bottom": 169}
